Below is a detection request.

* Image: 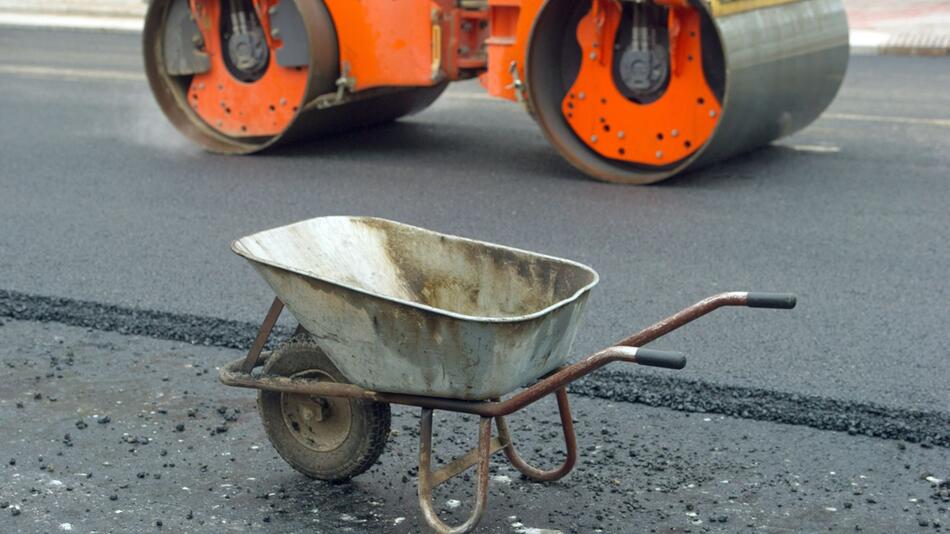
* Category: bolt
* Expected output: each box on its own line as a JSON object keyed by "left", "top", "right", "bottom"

{"left": 617, "top": 131, "right": 625, "bottom": 140}
{"left": 591, "top": 135, "right": 598, "bottom": 143}
{"left": 656, "top": 150, "right": 663, "bottom": 159}
{"left": 578, "top": 92, "right": 586, "bottom": 100}
{"left": 589, "top": 51, "right": 598, "bottom": 60}
{"left": 671, "top": 129, "right": 679, "bottom": 137}
{"left": 709, "top": 110, "right": 717, "bottom": 118}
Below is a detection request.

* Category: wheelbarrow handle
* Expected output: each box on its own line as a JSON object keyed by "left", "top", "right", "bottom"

{"left": 615, "top": 291, "right": 798, "bottom": 348}
{"left": 634, "top": 348, "right": 687, "bottom": 370}
{"left": 746, "top": 292, "right": 797, "bottom": 309}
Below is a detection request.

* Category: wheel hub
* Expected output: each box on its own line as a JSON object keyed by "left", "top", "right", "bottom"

{"left": 227, "top": 27, "right": 269, "bottom": 76}
{"left": 280, "top": 369, "right": 352, "bottom": 452}
{"left": 614, "top": 1, "right": 670, "bottom": 102}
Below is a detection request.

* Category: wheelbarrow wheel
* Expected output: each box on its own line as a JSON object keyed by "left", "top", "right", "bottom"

{"left": 257, "top": 334, "right": 390, "bottom": 482}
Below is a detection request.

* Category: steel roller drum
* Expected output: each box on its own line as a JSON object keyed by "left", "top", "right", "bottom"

{"left": 527, "top": 0, "right": 850, "bottom": 184}
{"left": 143, "top": 0, "right": 447, "bottom": 154}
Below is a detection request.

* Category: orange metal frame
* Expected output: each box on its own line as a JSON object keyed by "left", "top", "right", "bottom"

{"left": 319, "top": 0, "right": 537, "bottom": 98}
{"left": 321, "top": 0, "right": 492, "bottom": 90}
{"left": 184, "top": 0, "right": 720, "bottom": 155}
{"left": 562, "top": 0, "right": 721, "bottom": 165}
{"left": 187, "top": 0, "right": 309, "bottom": 137}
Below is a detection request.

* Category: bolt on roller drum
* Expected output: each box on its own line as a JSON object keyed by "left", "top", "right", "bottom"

{"left": 527, "top": 0, "right": 850, "bottom": 184}
{"left": 143, "top": 0, "right": 447, "bottom": 154}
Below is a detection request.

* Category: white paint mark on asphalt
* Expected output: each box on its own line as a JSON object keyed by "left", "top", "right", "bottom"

{"left": 824, "top": 113, "right": 950, "bottom": 128}
{"left": 0, "top": 12, "right": 142, "bottom": 32}
{"left": 0, "top": 64, "right": 144, "bottom": 82}
{"left": 445, "top": 499, "right": 462, "bottom": 510}
{"left": 492, "top": 474, "right": 512, "bottom": 484}
{"left": 58, "top": 523, "right": 73, "bottom": 531}
{"left": 394, "top": 517, "right": 406, "bottom": 526}
{"left": 444, "top": 92, "right": 497, "bottom": 102}
{"left": 787, "top": 144, "right": 842, "bottom": 153}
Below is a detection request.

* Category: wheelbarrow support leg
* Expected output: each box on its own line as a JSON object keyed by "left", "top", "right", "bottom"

{"left": 241, "top": 297, "right": 284, "bottom": 373}
{"left": 418, "top": 408, "right": 492, "bottom": 534}
{"left": 495, "top": 387, "right": 577, "bottom": 482}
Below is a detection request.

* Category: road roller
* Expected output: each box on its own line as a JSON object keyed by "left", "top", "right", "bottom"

{"left": 144, "top": 0, "right": 849, "bottom": 184}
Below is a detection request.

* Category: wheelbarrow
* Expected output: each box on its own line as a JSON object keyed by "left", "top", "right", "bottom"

{"left": 219, "top": 216, "right": 796, "bottom": 533}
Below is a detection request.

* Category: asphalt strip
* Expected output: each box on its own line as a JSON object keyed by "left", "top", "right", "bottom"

{"left": 1, "top": 288, "right": 947, "bottom": 448}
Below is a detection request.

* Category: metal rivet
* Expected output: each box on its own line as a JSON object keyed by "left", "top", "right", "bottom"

{"left": 578, "top": 92, "right": 586, "bottom": 100}
{"left": 617, "top": 131, "right": 625, "bottom": 140}
{"left": 591, "top": 135, "right": 598, "bottom": 143}
{"left": 709, "top": 110, "right": 717, "bottom": 118}
{"left": 671, "top": 129, "right": 679, "bottom": 137}
{"left": 589, "top": 52, "right": 598, "bottom": 60}
{"left": 271, "top": 28, "right": 281, "bottom": 38}
{"left": 656, "top": 150, "right": 663, "bottom": 159}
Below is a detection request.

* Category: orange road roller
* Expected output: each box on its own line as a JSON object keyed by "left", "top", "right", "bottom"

{"left": 144, "top": 0, "right": 850, "bottom": 184}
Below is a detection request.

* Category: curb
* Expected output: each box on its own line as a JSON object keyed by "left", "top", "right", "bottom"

{"left": 851, "top": 29, "right": 950, "bottom": 56}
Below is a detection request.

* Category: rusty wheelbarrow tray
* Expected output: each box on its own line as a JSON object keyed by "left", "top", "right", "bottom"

{"left": 220, "top": 217, "right": 796, "bottom": 533}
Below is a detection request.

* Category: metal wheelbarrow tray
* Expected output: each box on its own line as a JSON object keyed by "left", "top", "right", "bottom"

{"left": 231, "top": 216, "right": 599, "bottom": 400}
{"left": 220, "top": 216, "right": 797, "bottom": 533}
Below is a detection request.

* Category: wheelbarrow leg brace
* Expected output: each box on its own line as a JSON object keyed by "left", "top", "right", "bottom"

{"left": 240, "top": 297, "right": 284, "bottom": 373}
{"left": 494, "top": 387, "right": 577, "bottom": 482}
{"left": 418, "top": 409, "right": 492, "bottom": 534}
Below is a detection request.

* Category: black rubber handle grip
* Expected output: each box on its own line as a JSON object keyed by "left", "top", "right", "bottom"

{"left": 635, "top": 349, "right": 687, "bottom": 370}
{"left": 746, "top": 293, "right": 797, "bottom": 309}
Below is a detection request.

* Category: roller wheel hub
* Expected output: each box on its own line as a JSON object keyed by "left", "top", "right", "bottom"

{"left": 227, "top": 27, "right": 268, "bottom": 77}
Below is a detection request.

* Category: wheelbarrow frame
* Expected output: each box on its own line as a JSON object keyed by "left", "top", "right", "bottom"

{"left": 220, "top": 290, "right": 795, "bottom": 533}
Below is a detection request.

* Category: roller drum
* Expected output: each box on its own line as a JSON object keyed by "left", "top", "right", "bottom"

{"left": 526, "top": 0, "right": 850, "bottom": 184}
{"left": 692, "top": 0, "right": 850, "bottom": 169}
{"left": 143, "top": 0, "right": 446, "bottom": 154}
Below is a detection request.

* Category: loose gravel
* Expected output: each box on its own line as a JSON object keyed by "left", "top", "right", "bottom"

{"left": 0, "top": 319, "right": 947, "bottom": 533}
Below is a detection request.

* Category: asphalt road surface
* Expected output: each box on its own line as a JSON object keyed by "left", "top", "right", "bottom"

{"left": 0, "top": 25, "right": 949, "bottom": 532}
{"left": 1, "top": 320, "right": 947, "bottom": 533}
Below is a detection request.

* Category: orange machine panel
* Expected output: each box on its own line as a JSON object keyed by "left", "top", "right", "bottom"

{"left": 480, "top": 0, "right": 542, "bottom": 101}
{"left": 187, "top": 0, "right": 309, "bottom": 137}
{"left": 323, "top": 0, "right": 447, "bottom": 91}
{"left": 562, "top": 0, "right": 721, "bottom": 165}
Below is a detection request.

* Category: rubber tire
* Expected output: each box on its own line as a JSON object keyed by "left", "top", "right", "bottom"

{"left": 257, "top": 334, "right": 390, "bottom": 482}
